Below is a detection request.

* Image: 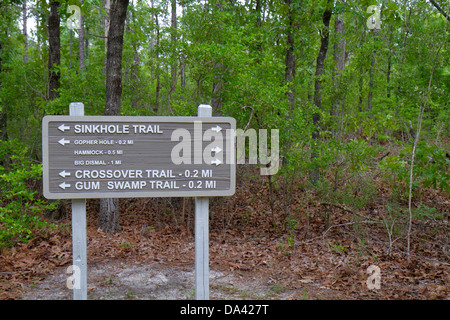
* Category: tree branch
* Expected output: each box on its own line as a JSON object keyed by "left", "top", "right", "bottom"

{"left": 429, "top": 0, "right": 450, "bottom": 22}
{"left": 87, "top": 32, "right": 107, "bottom": 39}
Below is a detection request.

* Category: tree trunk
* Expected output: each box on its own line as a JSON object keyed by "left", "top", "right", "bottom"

{"left": 333, "top": 14, "right": 345, "bottom": 73}
{"left": 253, "top": 0, "right": 263, "bottom": 64}
{"left": 155, "top": 8, "right": 160, "bottom": 114}
{"left": 129, "top": 6, "right": 140, "bottom": 109}
{"left": 23, "top": 0, "right": 28, "bottom": 63}
{"left": 104, "top": 0, "right": 128, "bottom": 116}
{"left": 210, "top": 2, "right": 225, "bottom": 111}
{"left": 368, "top": 29, "right": 378, "bottom": 111}
{"left": 211, "top": 73, "right": 223, "bottom": 110}
{"left": 368, "top": 52, "right": 374, "bottom": 110}
{"left": 85, "top": 25, "right": 89, "bottom": 60}
{"left": 99, "top": 197, "right": 120, "bottom": 234}
{"left": 357, "top": 30, "right": 367, "bottom": 113}
{"left": 179, "top": 0, "right": 185, "bottom": 89}
{"left": 310, "top": 0, "right": 332, "bottom": 184}
{"left": 103, "top": 0, "right": 111, "bottom": 72}
{"left": 313, "top": 0, "right": 332, "bottom": 112}
{"left": 284, "top": 0, "right": 295, "bottom": 114}
{"left": 69, "top": 30, "right": 73, "bottom": 68}
{"left": 385, "top": 25, "right": 394, "bottom": 98}
{"left": 397, "top": 3, "right": 411, "bottom": 95}
{"left": 255, "top": 0, "right": 262, "bottom": 28}
{"left": 99, "top": 0, "right": 129, "bottom": 234}
{"left": 0, "top": 54, "right": 8, "bottom": 168}
{"left": 0, "top": 31, "right": 7, "bottom": 168}
{"left": 331, "top": 12, "right": 345, "bottom": 137}
{"left": 169, "top": 0, "right": 177, "bottom": 110}
{"left": 48, "top": 1, "right": 60, "bottom": 100}
{"left": 180, "top": 55, "right": 186, "bottom": 89}
{"left": 79, "top": 0, "right": 85, "bottom": 70}
{"left": 0, "top": 108, "right": 6, "bottom": 143}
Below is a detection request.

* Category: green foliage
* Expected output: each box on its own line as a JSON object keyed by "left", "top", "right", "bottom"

{"left": 401, "top": 142, "right": 450, "bottom": 194}
{"left": 313, "top": 138, "right": 379, "bottom": 210}
{"left": 378, "top": 154, "right": 408, "bottom": 190}
{"left": 379, "top": 142, "right": 450, "bottom": 200}
{"left": 412, "top": 204, "right": 445, "bottom": 220}
{"left": 0, "top": 140, "right": 57, "bottom": 249}
{"left": 170, "top": 100, "right": 197, "bottom": 117}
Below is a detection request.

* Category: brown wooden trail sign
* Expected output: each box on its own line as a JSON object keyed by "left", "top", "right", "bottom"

{"left": 42, "top": 115, "right": 236, "bottom": 199}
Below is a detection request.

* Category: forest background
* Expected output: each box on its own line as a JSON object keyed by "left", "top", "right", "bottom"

{"left": 0, "top": 0, "right": 448, "bottom": 300}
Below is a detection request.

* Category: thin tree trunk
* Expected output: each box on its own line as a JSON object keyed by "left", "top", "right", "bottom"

{"left": 155, "top": 9, "right": 160, "bottom": 114}
{"left": 331, "top": 12, "right": 345, "bottom": 137}
{"left": 85, "top": 25, "right": 89, "bottom": 60}
{"left": 69, "top": 30, "right": 73, "bottom": 68}
{"left": 23, "top": 0, "right": 28, "bottom": 63}
{"left": 169, "top": 0, "right": 177, "bottom": 110}
{"left": 253, "top": 0, "right": 263, "bottom": 64}
{"left": 48, "top": 0, "right": 61, "bottom": 100}
{"left": 211, "top": 73, "right": 223, "bottom": 110}
{"left": 103, "top": 0, "right": 111, "bottom": 72}
{"left": 310, "top": 0, "right": 332, "bottom": 184}
{"left": 99, "top": 0, "right": 129, "bottom": 234}
{"left": 179, "top": 0, "right": 186, "bottom": 89}
{"left": 386, "top": 26, "right": 393, "bottom": 98}
{"left": 284, "top": 0, "right": 295, "bottom": 114}
{"left": 0, "top": 37, "right": 6, "bottom": 153}
{"left": 180, "top": 56, "right": 186, "bottom": 89}
{"left": 210, "top": 2, "right": 225, "bottom": 111}
{"left": 0, "top": 109, "right": 6, "bottom": 143}
{"left": 313, "top": 0, "right": 332, "bottom": 114}
{"left": 368, "top": 53, "right": 374, "bottom": 110}
{"left": 368, "top": 29, "right": 378, "bottom": 111}
{"left": 0, "top": 5, "right": 8, "bottom": 169}
{"left": 397, "top": 3, "right": 411, "bottom": 96}
{"left": 79, "top": 0, "right": 85, "bottom": 69}
{"left": 0, "top": 70, "right": 8, "bottom": 168}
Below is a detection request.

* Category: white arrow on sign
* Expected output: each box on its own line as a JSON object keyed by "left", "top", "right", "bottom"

{"left": 58, "top": 124, "right": 70, "bottom": 132}
{"left": 211, "top": 146, "right": 222, "bottom": 154}
{"left": 59, "top": 170, "right": 71, "bottom": 178}
{"left": 211, "top": 159, "right": 222, "bottom": 166}
{"left": 59, "top": 182, "right": 71, "bottom": 190}
{"left": 211, "top": 125, "right": 222, "bottom": 133}
{"left": 58, "top": 138, "right": 70, "bottom": 146}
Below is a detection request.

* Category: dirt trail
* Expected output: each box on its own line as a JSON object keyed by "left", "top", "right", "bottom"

{"left": 21, "top": 259, "right": 300, "bottom": 300}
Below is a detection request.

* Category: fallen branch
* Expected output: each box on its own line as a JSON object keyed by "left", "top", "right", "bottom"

{"left": 322, "top": 220, "right": 382, "bottom": 240}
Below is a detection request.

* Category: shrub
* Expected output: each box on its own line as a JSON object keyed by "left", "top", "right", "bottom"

{"left": 0, "top": 140, "right": 57, "bottom": 249}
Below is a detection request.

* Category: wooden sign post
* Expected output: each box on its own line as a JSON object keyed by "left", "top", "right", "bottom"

{"left": 195, "top": 104, "right": 211, "bottom": 300}
{"left": 69, "top": 102, "right": 87, "bottom": 300}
